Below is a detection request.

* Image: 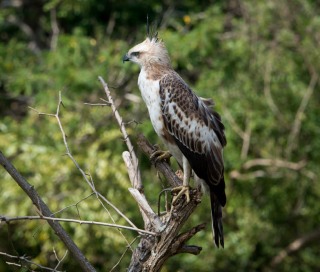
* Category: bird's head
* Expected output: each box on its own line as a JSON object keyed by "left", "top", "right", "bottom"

{"left": 123, "top": 33, "right": 171, "bottom": 68}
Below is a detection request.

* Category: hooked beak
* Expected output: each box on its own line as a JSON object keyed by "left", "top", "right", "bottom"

{"left": 122, "top": 54, "right": 130, "bottom": 63}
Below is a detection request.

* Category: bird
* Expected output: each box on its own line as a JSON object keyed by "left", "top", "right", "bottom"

{"left": 123, "top": 30, "right": 227, "bottom": 248}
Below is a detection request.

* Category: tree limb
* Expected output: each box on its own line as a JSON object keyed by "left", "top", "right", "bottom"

{"left": 0, "top": 151, "right": 96, "bottom": 272}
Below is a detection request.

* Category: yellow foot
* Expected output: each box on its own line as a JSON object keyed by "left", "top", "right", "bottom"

{"left": 150, "top": 148, "right": 172, "bottom": 162}
{"left": 172, "top": 185, "right": 190, "bottom": 204}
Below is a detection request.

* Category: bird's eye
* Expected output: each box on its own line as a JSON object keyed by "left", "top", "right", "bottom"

{"left": 131, "top": 51, "right": 140, "bottom": 57}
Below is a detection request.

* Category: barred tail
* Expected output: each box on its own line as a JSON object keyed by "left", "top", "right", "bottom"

{"left": 210, "top": 191, "right": 224, "bottom": 248}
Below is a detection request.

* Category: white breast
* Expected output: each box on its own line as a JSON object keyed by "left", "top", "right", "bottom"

{"left": 138, "top": 69, "right": 183, "bottom": 166}
{"left": 138, "top": 69, "right": 164, "bottom": 137}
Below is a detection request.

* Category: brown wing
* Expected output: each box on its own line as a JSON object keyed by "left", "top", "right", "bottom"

{"left": 159, "top": 72, "right": 226, "bottom": 205}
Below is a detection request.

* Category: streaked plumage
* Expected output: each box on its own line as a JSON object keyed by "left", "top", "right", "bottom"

{"left": 123, "top": 33, "right": 226, "bottom": 247}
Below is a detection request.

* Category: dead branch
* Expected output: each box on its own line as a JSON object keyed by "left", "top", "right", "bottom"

{"left": 0, "top": 151, "right": 96, "bottom": 272}
{"left": 128, "top": 135, "right": 204, "bottom": 272}
{"left": 0, "top": 215, "right": 156, "bottom": 236}
{"left": 98, "top": 76, "right": 142, "bottom": 190}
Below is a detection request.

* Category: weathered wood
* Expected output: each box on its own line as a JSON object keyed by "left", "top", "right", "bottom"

{"left": 127, "top": 135, "right": 205, "bottom": 271}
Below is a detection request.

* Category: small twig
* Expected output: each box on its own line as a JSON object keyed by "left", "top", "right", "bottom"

{"left": 54, "top": 249, "right": 68, "bottom": 271}
{"left": 52, "top": 193, "right": 95, "bottom": 219}
{"left": 110, "top": 237, "right": 138, "bottom": 272}
{"left": 83, "top": 102, "right": 111, "bottom": 106}
{"left": 6, "top": 262, "right": 21, "bottom": 268}
{"left": 0, "top": 251, "right": 64, "bottom": 272}
{"left": 0, "top": 215, "right": 156, "bottom": 236}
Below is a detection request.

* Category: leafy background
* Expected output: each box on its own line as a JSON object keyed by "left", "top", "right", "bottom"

{"left": 0, "top": 0, "right": 319, "bottom": 271}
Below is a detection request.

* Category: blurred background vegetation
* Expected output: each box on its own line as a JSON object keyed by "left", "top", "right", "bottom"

{"left": 0, "top": 0, "right": 319, "bottom": 271}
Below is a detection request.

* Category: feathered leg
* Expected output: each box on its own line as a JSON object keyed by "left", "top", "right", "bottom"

{"left": 210, "top": 191, "right": 224, "bottom": 248}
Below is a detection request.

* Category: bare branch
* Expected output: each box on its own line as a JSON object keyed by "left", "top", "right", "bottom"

{"left": 110, "top": 237, "right": 138, "bottom": 272}
{"left": 0, "top": 215, "right": 156, "bottom": 236}
{"left": 172, "top": 223, "right": 206, "bottom": 255}
{"left": 98, "top": 76, "right": 142, "bottom": 190}
{"left": 0, "top": 151, "right": 96, "bottom": 272}
{"left": 123, "top": 151, "right": 143, "bottom": 195}
{"left": 83, "top": 102, "right": 111, "bottom": 106}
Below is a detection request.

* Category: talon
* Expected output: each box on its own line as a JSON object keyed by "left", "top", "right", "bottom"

{"left": 172, "top": 185, "right": 190, "bottom": 204}
{"left": 150, "top": 149, "right": 172, "bottom": 162}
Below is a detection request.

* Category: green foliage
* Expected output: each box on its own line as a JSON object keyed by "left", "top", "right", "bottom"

{"left": 1, "top": 0, "right": 320, "bottom": 271}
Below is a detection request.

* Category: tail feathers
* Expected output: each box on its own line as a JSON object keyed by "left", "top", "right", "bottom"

{"left": 210, "top": 191, "right": 224, "bottom": 248}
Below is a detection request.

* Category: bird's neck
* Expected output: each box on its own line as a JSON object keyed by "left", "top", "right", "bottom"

{"left": 141, "top": 63, "right": 172, "bottom": 81}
